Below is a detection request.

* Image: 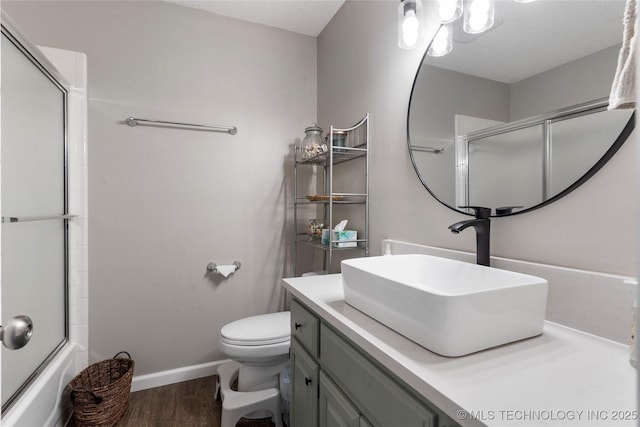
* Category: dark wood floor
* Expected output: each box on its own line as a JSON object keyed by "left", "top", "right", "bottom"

{"left": 69, "top": 376, "right": 277, "bottom": 427}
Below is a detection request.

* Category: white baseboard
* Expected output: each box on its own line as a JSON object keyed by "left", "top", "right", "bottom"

{"left": 131, "top": 359, "right": 231, "bottom": 392}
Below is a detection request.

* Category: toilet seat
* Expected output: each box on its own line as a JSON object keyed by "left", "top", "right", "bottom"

{"left": 219, "top": 311, "right": 291, "bottom": 395}
{"left": 221, "top": 311, "right": 291, "bottom": 347}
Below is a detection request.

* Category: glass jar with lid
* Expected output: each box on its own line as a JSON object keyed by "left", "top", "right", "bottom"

{"left": 300, "top": 123, "right": 326, "bottom": 160}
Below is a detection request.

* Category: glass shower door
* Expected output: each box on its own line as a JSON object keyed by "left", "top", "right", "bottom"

{"left": 1, "top": 26, "right": 69, "bottom": 413}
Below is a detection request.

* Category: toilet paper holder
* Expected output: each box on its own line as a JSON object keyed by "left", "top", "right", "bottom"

{"left": 207, "top": 261, "right": 241, "bottom": 274}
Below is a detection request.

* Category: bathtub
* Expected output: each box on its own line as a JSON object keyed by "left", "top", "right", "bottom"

{"left": 2, "top": 343, "right": 79, "bottom": 427}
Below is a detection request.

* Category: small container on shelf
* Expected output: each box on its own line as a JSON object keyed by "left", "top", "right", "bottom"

{"left": 300, "top": 123, "right": 326, "bottom": 161}
{"left": 306, "top": 219, "right": 324, "bottom": 240}
{"left": 328, "top": 130, "right": 347, "bottom": 153}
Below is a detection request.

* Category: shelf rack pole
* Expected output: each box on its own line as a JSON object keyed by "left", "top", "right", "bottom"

{"left": 365, "top": 113, "right": 370, "bottom": 257}
{"left": 293, "top": 147, "right": 299, "bottom": 277}
{"left": 328, "top": 125, "right": 334, "bottom": 273}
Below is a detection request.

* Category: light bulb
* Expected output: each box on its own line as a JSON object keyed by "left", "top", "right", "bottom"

{"left": 470, "top": 0, "right": 490, "bottom": 14}
{"left": 428, "top": 25, "right": 452, "bottom": 57}
{"left": 403, "top": 28, "right": 420, "bottom": 47}
{"left": 398, "top": 0, "right": 423, "bottom": 49}
{"left": 432, "top": 27, "right": 449, "bottom": 52}
{"left": 439, "top": 3, "right": 456, "bottom": 22}
{"left": 468, "top": 12, "right": 488, "bottom": 31}
{"left": 463, "top": 0, "right": 494, "bottom": 34}
{"left": 402, "top": 11, "right": 420, "bottom": 33}
{"left": 438, "top": 0, "right": 462, "bottom": 23}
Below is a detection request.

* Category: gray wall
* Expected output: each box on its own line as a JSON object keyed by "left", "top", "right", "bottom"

{"left": 510, "top": 45, "right": 621, "bottom": 120}
{"left": 3, "top": 1, "right": 317, "bottom": 374}
{"left": 410, "top": 65, "right": 510, "bottom": 206}
{"left": 318, "top": 1, "right": 637, "bottom": 276}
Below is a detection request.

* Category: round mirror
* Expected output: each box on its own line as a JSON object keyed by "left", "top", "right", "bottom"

{"left": 408, "top": 0, "right": 635, "bottom": 217}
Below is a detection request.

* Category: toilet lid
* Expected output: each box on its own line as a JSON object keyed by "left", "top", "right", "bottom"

{"left": 220, "top": 311, "right": 291, "bottom": 346}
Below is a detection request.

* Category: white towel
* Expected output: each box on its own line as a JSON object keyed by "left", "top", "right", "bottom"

{"left": 609, "top": 0, "right": 637, "bottom": 110}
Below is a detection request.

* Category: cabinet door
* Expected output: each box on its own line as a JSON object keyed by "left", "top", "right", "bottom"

{"left": 291, "top": 339, "right": 319, "bottom": 427}
{"left": 319, "top": 372, "right": 360, "bottom": 427}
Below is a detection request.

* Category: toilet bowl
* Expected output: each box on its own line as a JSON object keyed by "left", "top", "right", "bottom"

{"left": 220, "top": 311, "right": 291, "bottom": 392}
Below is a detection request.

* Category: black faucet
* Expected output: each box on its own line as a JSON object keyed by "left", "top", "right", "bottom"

{"left": 448, "top": 206, "right": 491, "bottom": 267}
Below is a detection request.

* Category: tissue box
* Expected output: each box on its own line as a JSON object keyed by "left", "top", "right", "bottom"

{"left": 321, "top": 229, "right": 358, "bottom": 247}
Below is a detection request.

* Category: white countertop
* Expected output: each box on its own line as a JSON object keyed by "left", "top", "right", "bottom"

{"left": 283, "top": 274, "right": 637, "bottom": 427}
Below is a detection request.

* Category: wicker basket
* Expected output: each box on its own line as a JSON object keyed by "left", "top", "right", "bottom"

{"left": 67, "top": 351, "right": 135, "bottom": 427}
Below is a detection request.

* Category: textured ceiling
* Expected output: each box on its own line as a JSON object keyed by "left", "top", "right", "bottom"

{"left": 166, "top": 0, "right": 345, "bottom": 36}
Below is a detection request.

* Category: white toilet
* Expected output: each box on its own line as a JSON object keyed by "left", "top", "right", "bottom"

{"left": 220, "top": 311, "right": 291, "bottom": 391}
{"left": 218, "top": 311, "right": 290, "bottom": 426}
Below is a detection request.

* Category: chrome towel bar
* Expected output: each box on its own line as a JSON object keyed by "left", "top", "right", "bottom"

{"left": 126, "top": 116, "right": 238, "bottom": 135}
{"left": 410, "top": 145, "right": 444, "bottom": 154}
{"left": 2, "top": 214, "right": 77, "bottom": 223}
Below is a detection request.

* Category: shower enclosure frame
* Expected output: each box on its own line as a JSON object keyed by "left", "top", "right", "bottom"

{"left": 454, "top": 97, "right": 629, "bottom": 212}
{"left": 1, "top": 11, "right": 71, "bottom": 415}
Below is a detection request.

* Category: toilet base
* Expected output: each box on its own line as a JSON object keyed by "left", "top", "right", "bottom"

{"left": 238, "top": 359, "right": 290, "bottom": 392}
{"left": 218, "top": 361, "right": 283, "bottom": 427}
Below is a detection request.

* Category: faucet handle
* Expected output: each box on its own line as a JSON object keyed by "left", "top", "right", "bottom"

{"left": 458, "top": 206, "right": 492, "bottom": 219}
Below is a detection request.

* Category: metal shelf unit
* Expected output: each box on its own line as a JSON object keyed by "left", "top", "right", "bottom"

{"left": 293, "top": 114, "right": 370, "bottom": 276}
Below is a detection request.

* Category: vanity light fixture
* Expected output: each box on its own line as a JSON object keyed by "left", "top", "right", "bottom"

{"left": 426, "top": 0, "right": 532, "bottom": 56}
{"left": 398, "top": 0, "right": 424, "bottom": 49}
{"left": 427, "top": 25, "right": 453, "bottom": 57}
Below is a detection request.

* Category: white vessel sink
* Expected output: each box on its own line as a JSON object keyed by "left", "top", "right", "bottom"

{"left": 341, "top": 254, "right": 548, "bottom": 357}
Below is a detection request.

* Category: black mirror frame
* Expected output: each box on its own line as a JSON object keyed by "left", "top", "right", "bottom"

{"left": 407, "top": 25, "right": 636, "bottom": 218}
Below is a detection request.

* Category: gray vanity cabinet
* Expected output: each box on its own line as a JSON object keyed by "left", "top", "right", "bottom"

{"left": 291, "top": 339, "right": 319, "bottom": 427}
{"left": 290, "top": 299, "right": 460, "bottom": 427}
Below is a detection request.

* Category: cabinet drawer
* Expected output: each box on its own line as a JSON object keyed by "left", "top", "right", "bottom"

{"left": 291, "top": 299, "right": 320, "bottom": 357}
{"left": 320, "top": 324, "right": 437, "bottom": 427}
{"left": 291, "top": 339, "right": 319, "bottom": 427}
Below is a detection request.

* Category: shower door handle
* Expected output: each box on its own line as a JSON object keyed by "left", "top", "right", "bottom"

{"left": 1, "top": 315, "right": 33, "bottom": 350}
